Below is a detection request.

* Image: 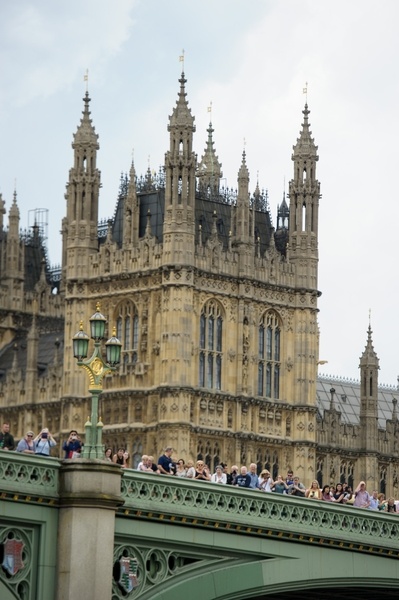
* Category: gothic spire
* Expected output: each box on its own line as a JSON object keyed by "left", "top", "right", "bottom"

{"left": 292, "top": 103, "right": 318, "bottom": 160}
{"left": 238, "top": 149, "right": 249, "bottom": 182}
{"left": 197, "top": 120, "right": 222, "bottom": 196}
{"left": 276, "top": 191, "right": 289, "bottom": 229}
{"left": 73, "top": 92, "right": 99, "bottom": 148}
{"left": 169, "top": 71, "right": 195, "bottom": 130}
{"left": 359, "top": 324, "right": 379, "bottom": 368}
{"left": 163, "top": 69, "right": 196, "bottom": 266}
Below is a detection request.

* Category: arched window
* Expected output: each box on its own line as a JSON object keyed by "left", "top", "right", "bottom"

{"left": 115, "top": 301, "right": 139, "bottom": 365}
{"left": 199, "top": 300, "right": 223, "bottom": 390}
{"left": 258, "top": 311, "right": 281, "bottom": 399}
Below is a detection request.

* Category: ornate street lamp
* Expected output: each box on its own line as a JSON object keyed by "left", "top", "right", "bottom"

{"left": 72, "top": 303, "right": 121, "bottom": 459}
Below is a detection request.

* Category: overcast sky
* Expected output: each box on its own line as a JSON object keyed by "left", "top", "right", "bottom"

{"left": 1, "top": 0, "right": 399, "bottom": 387}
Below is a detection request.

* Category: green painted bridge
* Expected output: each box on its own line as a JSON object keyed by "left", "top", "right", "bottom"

{"left": 1, "top": 452, "right": 399, "bottom": 600}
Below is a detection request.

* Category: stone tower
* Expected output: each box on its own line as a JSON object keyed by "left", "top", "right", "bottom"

{"left": 55, "top": 75, "right": 324, "bottom": 475}
{"left": 358, "top": 323, "right": 380, "bottom": 487}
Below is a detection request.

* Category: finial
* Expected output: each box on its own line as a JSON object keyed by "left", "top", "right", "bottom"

{"left": 96, "top": 301, "right": 101, "bottom": 312}
{"left": 84, "top": 69, "right": 89, "bottom": 93}
{"left": 207, "top": 101, "right": 212, "bottom": 121}
{"left": 303, "top": 81, "right": 308, "bottom": 104}
{"left": 369, "top": 308, "right": 371, "bottom": 327}
{"left": 147, "top": 155, "right": 151, "bottom": 169}
{"left": 179, "top": 49, "right": 185, "bottom": 72}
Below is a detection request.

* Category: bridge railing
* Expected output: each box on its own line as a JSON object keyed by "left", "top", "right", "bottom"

{"left": 1, "top": 453, "right": 398, "bottom": 556}
{"left": 0, "top": 451, "right": 60, "bottom": 501}
{"left": 120, "top": 471, "right": 399, "bottom": 554}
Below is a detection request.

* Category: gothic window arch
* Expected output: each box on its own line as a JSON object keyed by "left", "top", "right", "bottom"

{"left": 340, "top": 459, "right": 355, "bottom": 489}
{"left": 258, "top": 311, "right": 281, "bottom": 399}
{"left": 199, "top": 300, "right": 223, "bottom": 390}
{"left": 115, "top": 300, "right": 139, "bottom": 365}
{"left": 197, "top": 440, "right": 220, "bottom": 471}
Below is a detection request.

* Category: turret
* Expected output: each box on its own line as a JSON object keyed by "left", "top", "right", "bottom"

{"left": 233, "top": 150, "right": 252, "bottom": 245}
{"left": 359, "top": 323, "right": 379, "bottom": 450}
{"left": 197, "top": 121, "right": 222, "bottom": 196}
{"left": 288, "top": 103, "right": 320, "bottom": 290}
{"left": 123, "top": 160, "right": 139, "bottom": 246}
{"left": 64, "top": 91, "right": 101, "bottom": 279}
{"left": 163, "top": 71, "right": 196, "bottom": 266}
{"left": 6, "top": 190, "right": 24, "bottom": 282}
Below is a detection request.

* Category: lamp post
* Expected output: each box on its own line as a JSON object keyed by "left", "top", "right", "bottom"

{"left": 72, "top": 303, "right": 121, "bottom": 459}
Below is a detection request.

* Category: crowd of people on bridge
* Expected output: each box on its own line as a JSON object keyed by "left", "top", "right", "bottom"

{"left": 134, "top": 446, "right": 399, "bottom": 513}
{"left": 1, "top": 421, "right": 398, "bottom": 513}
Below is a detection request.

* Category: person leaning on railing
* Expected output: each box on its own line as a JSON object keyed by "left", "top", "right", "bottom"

{"left": 16, "top": 431, "right": 35, "bottom": 454}
{"left": 305, "top": 480, "right": 322, "bottom": 499}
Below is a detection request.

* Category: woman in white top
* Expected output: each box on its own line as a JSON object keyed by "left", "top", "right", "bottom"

{"left": 211, "top": 465, "right": 227, "bottom": 484}
{"left": 175, "top": 459, "right": 187, "bottom": 477}
{"left": 258, "top": 469, "right": 273, "bottom": 492}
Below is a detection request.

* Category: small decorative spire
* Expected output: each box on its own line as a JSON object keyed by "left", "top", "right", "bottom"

{"left": 329, "top": 387, "right": 335, "bottom": 410}
{"left": 73, "top": 89, "right": 99, "bottom": 147}
{"left": 197, "top": 109, "right": 222, "bottom": 195}
{"left": 392, "top": 398, "right": 398, "bottom": 421}
{"left": 84, "top": 69, "right": 89, "bottom": 93}
{"left": 292, "top": 98, "right": 318, "bottom": 160}
{"left": 238, "top": 148, "right": 249, "bottom": 180}
{"left": 359, "top": 320, "right": 379, "bottom": 367}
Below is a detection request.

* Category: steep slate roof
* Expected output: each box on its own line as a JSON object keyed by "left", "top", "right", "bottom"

{"left": 316, "top": 375, "right": 398, "bottom": 428}
{"left": 0, "top": 331, "right": 64, "bottom": 380}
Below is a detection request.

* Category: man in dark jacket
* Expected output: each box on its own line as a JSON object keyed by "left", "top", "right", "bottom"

{"left": 0, "top": 422, "right": 15, "bottom": 451}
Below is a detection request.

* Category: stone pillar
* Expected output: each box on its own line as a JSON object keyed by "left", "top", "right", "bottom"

{"left": 56, "top": 459, "right": 123, "bottom": 600}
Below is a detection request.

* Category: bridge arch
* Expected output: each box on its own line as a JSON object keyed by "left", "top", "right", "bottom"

{"left": 131, "top": 547, "right": 399, "bottom": 600}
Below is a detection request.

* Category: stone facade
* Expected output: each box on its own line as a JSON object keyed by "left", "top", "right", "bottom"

{"left": 0, "top": 72, "right": 398, "bottom": 496}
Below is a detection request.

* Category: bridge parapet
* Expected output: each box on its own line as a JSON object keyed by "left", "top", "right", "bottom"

{"left": 0, "top": 451, "right": 59, "bottom": 502}
{"left": 120, "top": 471, "right": 399, "bottom": 557}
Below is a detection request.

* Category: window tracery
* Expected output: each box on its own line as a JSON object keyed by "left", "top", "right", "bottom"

{"left": 258, "top": 311, "right": 281, "bottom": 399}
{"left": 116, "top": 301, "right": 139, "bottom": 365}
{"left": 199, "top": 300, "right": 223, "bottom": 390}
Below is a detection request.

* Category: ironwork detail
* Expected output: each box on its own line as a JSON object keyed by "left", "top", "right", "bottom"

{"left": 112, "top": 541, "right": 236, "bottom": 599}
{"left": 0, "top": 526, "right": 33, "bottom": 599}
{"left": 120, "top": 471, "right": 399, "bottom": 555}
{"left": 0, "top": 452, "right": 59, "bottom": 500}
